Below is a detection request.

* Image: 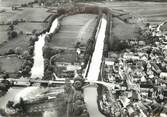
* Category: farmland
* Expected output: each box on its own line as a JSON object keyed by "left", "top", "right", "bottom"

{"left": 0, "top": 1, "right": 167, "bottom": 117}
{"left": 50, "top": 14, "right": 97, "bottom": 48}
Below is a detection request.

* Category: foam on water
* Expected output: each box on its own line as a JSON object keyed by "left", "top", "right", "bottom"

{"left": 31, "top": 19, "right": 58, "bottom": 78}
{"left": 0, "top": 88, "right": 23, "bottom": 109}
{"left": 43, "top": 110, "right": 58, "bottom": 117}
{"left": 14, "top": 86, "right": 47, "bottom": 104}
{"left": 30, "top": 33, "right": 46, "bottom": 78}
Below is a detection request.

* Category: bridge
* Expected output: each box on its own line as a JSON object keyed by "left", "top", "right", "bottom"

{"left": 0, "top": 77, "right": 114, "bottom": 89}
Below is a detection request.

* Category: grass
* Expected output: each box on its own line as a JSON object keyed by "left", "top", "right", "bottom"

{"left": 0, "top": 23, "right": 47, "bottom": 55}
{"left": 0, "top": 34, "right": 30, "bottom": 55}
{"left": 0, "top": 3, "right": 50, "bottom": 52}
{"left": 0, "top": 55, "right": 22, "bottom": 73}
{"left": 15, "top": 22, "right": 47, "bottom": 33}
{"left": 112, "top": 17, "right": 140, "bottom": 40}
{"left": 0, "top": 0, "right": 35, "bottom": 7}
{"left": 102, "top": 1, "right": 167, "bottom": 25}
{"left": 160, "top": 22, "right": 167, "bottom": 32}
{"left": 0, "top": 25, "right": 8, "bottom": 45}
{"left": 50, "top": 14, "right": 97, "bottom": 48}
{"left": 0, "top": 8, "right": 51, "bottom": 23}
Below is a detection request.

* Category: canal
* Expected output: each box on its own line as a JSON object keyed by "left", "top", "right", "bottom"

{"left": 83, "top": 15, "right": 107, "bottom": 117}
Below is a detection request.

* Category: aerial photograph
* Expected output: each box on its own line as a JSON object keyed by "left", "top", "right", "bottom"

{"left": 0, "top": 0, "right": 167, "bottom": 117}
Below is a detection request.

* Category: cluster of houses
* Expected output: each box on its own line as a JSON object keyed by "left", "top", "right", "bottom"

{"left": 100, "top": 23, "right": 167, "bottom": 117}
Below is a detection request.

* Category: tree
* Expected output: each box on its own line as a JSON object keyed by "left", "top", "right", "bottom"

{"left": 22, "top": 51, "right": 30, "bottom": 59}
{"left": 111, "top": 39, "right": 130, "bottom": 51}
{"left": 15, "top": 47, "right": 22, "bottom": 55}
{"left": 43, "top": 69, "right": 53, "bottom": 80}
{"left": 7, "top": 48, "right": 15, "bottom": 55}
{"left": 22, "top": 60, "right": 33, "bottom": 68}
{"left": 6, "top": 101, "right": 14, "bottom": 109}
{"left": 8, "top": 31, "right": 18, "bottom": 40}
{"left": 32, "top": 29, "right": 37, "bottom": 34}
{"left": 29, "top": 35, "right": 38, "bottom": 46}
{"left": 43, "top": 45, "right": 55, "bottom": 59}
{"left": 22, "top": 65, "right": 31, "bottom": 77}
{"left": 45, "top": 34, "right": 52, "bottom": 43}
{"left": 19, "top": 98, "right": 26, "bottom": 113}
{"left": 9, "top": 24, "right": 14, "bottom": 31}
{"left": 73, "top": 76, "right": 84, "bottom": 90}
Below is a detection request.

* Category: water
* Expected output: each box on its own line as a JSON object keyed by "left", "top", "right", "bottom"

{"left": 43, "top": 110, "right": 58, "bottom": 117}
{"left": 86, "top": 18, "right": 107, "bottom": 81}
{"left": 84, "top": 86, "right": 103, "bottom": 117}
{"left": 14, "top": 86, "right": 47, "bottom": 104}
{"left": 0, "top": 18, "right": 59, "bottom": 115}
{"left": 84, "top": 16, "right": 107, "bottom": 117}
{"left": 0, "top": 88, "right": 23, "bottom": 109}
{"left": 31, "top": 19, "right": 58, "bottom": 79}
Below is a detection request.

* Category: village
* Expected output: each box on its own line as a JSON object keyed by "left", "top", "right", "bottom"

{"left": 0, "top": 0, "right": 167, "bottom": 117}
{"left": 99, "top": 23, "right": 167, "bottom": 116}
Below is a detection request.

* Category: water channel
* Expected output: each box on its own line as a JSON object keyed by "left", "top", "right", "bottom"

{"left": 0, "top": 18, "right": 59, "bottom": 115}
{"left": 84, "top": 16, "right": 107, "bottom": 117}
{"left": 0, "top": 15, "right": 108, "bottom": 117}
{"left": 31, "top": 18, "right": 58, "bottom": 78}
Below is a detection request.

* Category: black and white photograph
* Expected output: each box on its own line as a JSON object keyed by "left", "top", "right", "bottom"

{"left": 0, "top": 0, "right": 167, "bottom": 117}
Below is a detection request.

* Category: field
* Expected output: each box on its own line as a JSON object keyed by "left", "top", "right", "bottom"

{"left": 0, "top": 0, "right": 51, "bottom": 50}
{"left": 96, "top": 1, "right": 167, "bottom": 25}
{"left": 0, "top": 0, "right": 52, "bottom": 75}
{"left": 0, "top": 55, "right": 22, "bottom": 73}
{"left": 88, "top": 1, "right": 167, "bottom": 43}
{"left": 112, "top": 17, "right": 140, "bottom": 41}
{"left": 0, "top": 0, "right": 35, "bottom": 7}
{"left": 50, "top": 14, "right": 97, "bottom": 48}
{"left": 0, "top": 34, "right": 30, "bottom": 55}
{"left": 0, "top": 25, "right": 8, "bottom": 44}
{"left": 0, "top": 8, "right": 50, "bottom": 23}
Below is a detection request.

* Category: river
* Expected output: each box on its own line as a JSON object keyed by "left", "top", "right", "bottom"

{"left": 31, "top": 18, "right": 58, "bottom": 79}
{"left": 83, "top": 16, "right": 107, "bottom": 117}
{"left": 0, "top": 18, "right": 59, "bottom": 115}
{"left": 0, "top": 14, "right": 108, "bottom": 117}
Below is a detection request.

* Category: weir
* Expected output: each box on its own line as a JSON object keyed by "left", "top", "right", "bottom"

{"left": 13, "top": 19, "right": 59, "bottom": 106}
{"left": 31, "top": 19, "right": 59, "bottom": 78}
